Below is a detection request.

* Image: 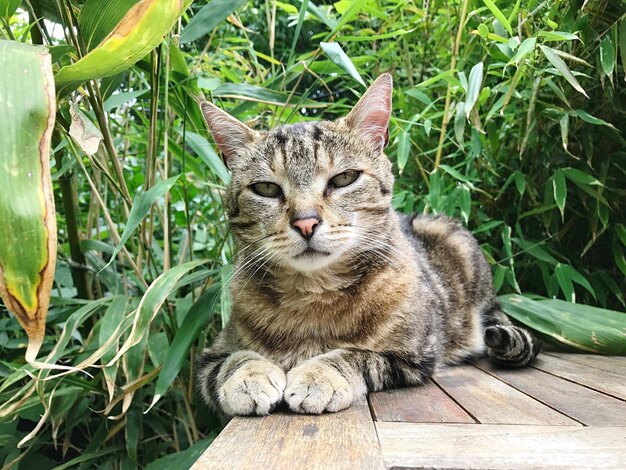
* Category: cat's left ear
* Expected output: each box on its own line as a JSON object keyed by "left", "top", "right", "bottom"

{"left": 343, "top": 73, "right": 392, "bottom": 150}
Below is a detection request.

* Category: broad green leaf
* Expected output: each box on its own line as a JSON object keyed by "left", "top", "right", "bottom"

{"left": 55, "top": 0, "right": 193, "bottom": 90}
{"left": 180, "top": 0, "right": 247, "bottom": 44}
{"left": 0, "top": 40, "right": 57, "bottom": 362}
{"left": 482, "top": 0, "right": 512, "bottom": 35}
{"left": 599, "top": 37, "right": 615, "bottom": 77}
{"left": 79, "top": 0, "right": 141, "bottom": 51}
{"left": 540, "top": 45, "right": 589, "bottom": 98}
{"left": 459, "top": 186, "right": 471, "bottom": 224}
{"left": 465, "top": 62, "right": 483, "bottom": 118}
{"left": 148, "top": 283, "right": 221, "bottom": 410}
{"left": 553, "top": 171, "right": 567, "bottom": 220}
{"left": 561, "top": 167, "right": 602, "bottom": 186}
{"left": 538, "top": 31, "right": 580, "bottom": 42}
{"left": 320, "top": 42, "right": 365, "bottom": 86}
{"left": 101, "top": 176, "right": 180, "bottom": 272}
{"left": 108, "top": 259, "right": 209, "bottom": 365}
{"left": 184, "top": 131, "right": 230, "bottom": 184}
{"left": 0, "top": 0, "right": 20, "bottom": 19}
{"left": 615, "top": 224, "right": 626, "bottom": 246}
{"left": 613, "top": 242, "right": 626, "bottom": 277}
{"left": 500, "top": 295, "right": 626, "bottom": 354}
{"left": 396, "top": 130, "right": 410, "bottom": 173}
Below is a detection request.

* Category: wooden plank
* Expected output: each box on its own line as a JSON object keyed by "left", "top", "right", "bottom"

{"left": 368, "top": 379, "right": 474, "bottom": 423}
{"left": 546, "top": 353, "right": 626, "bottom": 375}
{"left": 376, "top": 423, "right": 626, "bottom": 469}
{"left": 476, "top": 359, "right": 626, "bottom": 426}
{"left": 532, "top": 354, "right": 626, "bottom": 401}
{"left": 191, "top": 398, "right": 384, "bottom": 470}
{"left": 432, "top": 364, "right": 578, "bottom": 425}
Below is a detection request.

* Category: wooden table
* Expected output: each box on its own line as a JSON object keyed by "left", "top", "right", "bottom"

{"left": 192, "top": 353, "right": 626, "bottom": 469}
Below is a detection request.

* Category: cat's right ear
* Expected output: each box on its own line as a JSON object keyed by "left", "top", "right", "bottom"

{"left": 200, "top": 101, "right": 258, "bottom": 167}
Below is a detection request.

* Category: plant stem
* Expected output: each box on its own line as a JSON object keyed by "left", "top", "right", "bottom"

{"left": 434, "top": 0, "right": 469, "bottom": 170}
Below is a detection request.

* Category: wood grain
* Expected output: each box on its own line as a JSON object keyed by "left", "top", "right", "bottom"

{"left": 192, "top": 398, "right": 384, "bottom": 470}
{"left": 475, "top": 360, "right": 626, "bottom": 426}
{"left": 532, "top": 354, "right": 626, "bottom": 401}
{"left": 432, "top": 364, "right": 578, "bottom": 425}
{"left": 376, "top": 423, "right": 626, "bottom": 469}
{"left": 368, "top": 379, "right": 474, "bottom": 423}
{"left": 546, "top": 353, "right": 626, "bottom": 375}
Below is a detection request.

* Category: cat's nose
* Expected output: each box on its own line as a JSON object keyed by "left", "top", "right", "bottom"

{"left": 291, "top": 216, "right": 321, "bottom": 240}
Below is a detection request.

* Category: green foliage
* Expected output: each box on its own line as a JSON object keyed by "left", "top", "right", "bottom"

{"left": 0, "top": 0, "right": 624, "bottom": 467}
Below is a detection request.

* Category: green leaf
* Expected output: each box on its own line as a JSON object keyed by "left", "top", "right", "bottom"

{"left": 459, "top": 186, "right": 471, "bottom": 224}
{"left": 555, "top": 263, "right": 575, "bottom": 302}
{"left": 320, "top": 42, "right": 365, "bottom": 86}
{"left": 180, "top": 0, "right": 246, "bottom": 43}
{"left": 213, "top": 83, "right": 327, "bottom": 108}
{"left": 619, "top": 18, "right": 626, "bottom": 76}
{"left": 107, "top": 259, "right": 209, "bottom": 365}
{"left": 103, "top": 89, "right": 149, "bottom": 112}
{"left": 599, "top": 36, "right": 615, "bottom": 77}
{"left": 454, "top": 101, "right": 466, "bottom": 145}
{"left": 570, "top": 109, "right": 618, "bottom": 131}
{"left": 465, "top": 62, "right": 484, "bottom": 118}
{"left": 538, "top": 31, "right": 580, "bottom": 42}
{"left": 561, "top": 167, "right": 602, "bottom": 186}
{"left": 482, "top": 0, "right": 512, "bottom": 35}
{"left": 396, "top": 130, "right": 410, "bottom": 173}
{"left": 147, "top": 283, "right": 221, "bottom": 410}
{"left": 144, "top": 435, "right": 216, "bottom": 470}
{"left": 0, "top": 40, "right": 57, "bottom": 362}
{"left": 185, "top": 131, "right": 230, "bottom": 185}
{"left": 79, "top": 0, "right": 141, "bottom": 51}
{"left": 500, "top": 295, "right": 626, "bottom": 354}
{"left": 615, "top": 224, "right": 626, "bottom": 246}
{"left": 540, "top": 45, "right": 589, "bottom": 98}
{"left": 0, "top": 0, "right": 21, "bottom": 19}
{"left": 101, "top": 176, "right": 180, "bottom": 273}
{"left": 552, "top": 170, "right": 567, "bottom": 220}
{"left": 55, "top": 0, "right": 193, "bottom": 91}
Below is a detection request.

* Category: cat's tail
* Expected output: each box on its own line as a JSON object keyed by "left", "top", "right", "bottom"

{"left": 482, "top": 301, "right": 541, "bottom": 367}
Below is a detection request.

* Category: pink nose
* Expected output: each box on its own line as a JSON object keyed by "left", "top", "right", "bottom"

{"left": 292, "top": 217, "right": 320, "bottom": 239}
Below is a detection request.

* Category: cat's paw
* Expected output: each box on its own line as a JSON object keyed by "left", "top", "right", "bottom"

{"left": 284, "top": 359, "right": 354, "bottom": 414}
{"left": 217, "top": 359, "right": 286, "bottom": 416}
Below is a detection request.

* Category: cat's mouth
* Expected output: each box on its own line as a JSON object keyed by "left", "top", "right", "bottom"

{"left": 294, "top": 247, "right": 332, "bottom": 258}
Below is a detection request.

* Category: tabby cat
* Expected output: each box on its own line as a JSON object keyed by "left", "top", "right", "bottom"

{"left": 197, "top": 74, "right": 539, "bottom": 416}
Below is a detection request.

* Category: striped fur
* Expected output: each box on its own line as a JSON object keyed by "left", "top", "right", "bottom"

{"left": 197, "top": 74, "right": 539, "bottom": 416}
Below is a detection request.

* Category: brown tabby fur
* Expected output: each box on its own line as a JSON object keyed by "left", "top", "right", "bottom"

{"left": 197, "top": 74, "right": 539, "bottom": 416}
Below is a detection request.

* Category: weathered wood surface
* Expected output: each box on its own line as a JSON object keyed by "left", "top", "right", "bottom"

{"left": 194, "top": 354, "right": 626, "bottom": 469}
{"left": 376, "top": 423, "right": 626, "bottom": 469}
{"left": 191, "top": 398, "right": 384, "bottom": 470}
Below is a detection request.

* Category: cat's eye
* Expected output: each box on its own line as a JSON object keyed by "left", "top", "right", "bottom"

{"left": 251, "top": 182, "right": 282, "bottom": 198}
{"left": 329, "top": 170, "right": 360, "bottom": 189}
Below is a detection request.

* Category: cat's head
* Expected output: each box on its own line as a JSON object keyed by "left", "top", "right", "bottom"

{"left": 201, "top": 74, "right": 395, "bottom": 273}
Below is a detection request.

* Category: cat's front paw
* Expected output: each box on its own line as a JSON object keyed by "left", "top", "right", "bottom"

{"left": 284, "top": 359, "right": 354, "bottom": 414}
{"left": 217, "top": 359, "right": 286, "bottom": 416}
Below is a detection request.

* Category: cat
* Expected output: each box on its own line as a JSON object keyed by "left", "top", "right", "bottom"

{"left": 196, "top": 73, "right": 539, "bottom": 416}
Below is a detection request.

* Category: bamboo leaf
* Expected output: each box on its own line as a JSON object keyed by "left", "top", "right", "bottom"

{"left": 482, "top": 0, "right": 512, "bottom": 35}
{"left": 0, "top": 40, "right": 57, "bottom": 362}
{"left": 101, "top": 176, "right": 180, "bottom": 273}
{"left": 570, "top": 109, "right": 618, "bottom": 131}
{"left": 500, "top": 294, "right": 626, "bottom": 354}
{"left": 540, "top": 45, "right": 589, "bottom": 98}
{"left": 69, "top": 105, "right": 103, "bottom": 156}
{"left": 184, "top": 131, "right": 230, "bottom": 184}
{"left": 599, "top": 36, "right": 615, "bottom": 78}
{"left": 147, "top": 283, "right": 221, "bottom": 411}
{"left": 108, "top": 259, "right": 210, "bottom": 366}
{"left": 320, "top": 42, "right": 365, "bottom": 86}
{"left": 55, "top": 0, "right": 193, "bottom": 91}
{"left": 465, "top": 62, "right": 483, "bottom": 118}
{"left": 538, "top": 31, "right": 580, "bottom": 42}
{"left": 553, "top": 170, "right": 567, "bottom": 220}
{"left": 396, "top": 130, "right": 410, "bottom": 173}
{"left": 180, "top": 0, "right": 247, "bottom": 44}
{"left": 555, "top": 263, "right": 575, "bottom": 302}
{"left": 0, "top": 0, "right": 20, "bottom": 19}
